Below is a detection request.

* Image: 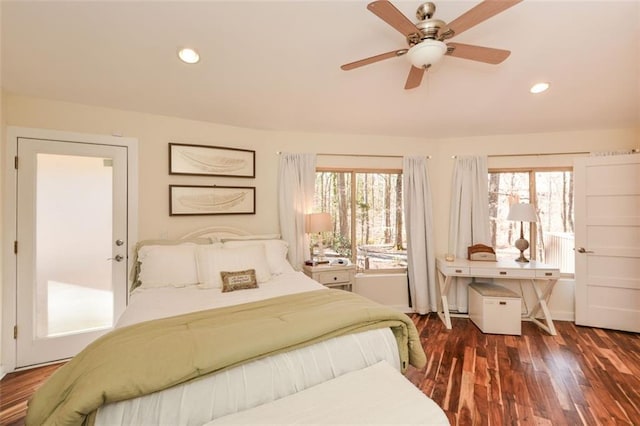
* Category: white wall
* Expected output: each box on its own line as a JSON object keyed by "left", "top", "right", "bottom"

{"left": 6, "top": 94, "right": 637, "bottom": 247}
{"left": 354, "top": 273, "right": 410, "bottom": 313}
{"left": 2, "top": 93, "right": 638, "bottom": 356}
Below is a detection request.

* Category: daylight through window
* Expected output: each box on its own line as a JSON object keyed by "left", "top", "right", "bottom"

{"left": 314, "top": 170, "right": 406, "bottom": 271}
{"left": 489, "top": 169, "right": 575, "bottom": 274}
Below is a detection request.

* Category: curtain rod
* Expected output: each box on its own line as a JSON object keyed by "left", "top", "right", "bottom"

{"left": 452, "top": 151, "right": 591, "bottom": 159}
{"left": 491, "top": 151, "right": 591, "bottom": 158}
{"left": 277, "top": 152, "right": 432, "bottom": 159}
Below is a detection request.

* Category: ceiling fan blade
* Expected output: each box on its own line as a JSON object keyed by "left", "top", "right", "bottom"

{"left": 341, "top": 49, "right": 408, "bottom": 71}
{"left": 446, "top": 0, "right": 522, "bottom": 38}
{"left": 404, "top": 66, "right": 426, "bottom": 90}
{"left": 446, "top": 42, "right": 511, "bottom": 64}
{"left": 367, "top": 0, "right": 419, "bottom": 38}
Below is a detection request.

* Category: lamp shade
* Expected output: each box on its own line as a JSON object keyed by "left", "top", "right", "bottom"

{"left": 406, "top": 39, "right": 447, "bottom": 68}
{"left": 306, "top": 212, "right": 332, "bottom": 233}
{"left": 507, "top": 203, "right": 537, "bottom": 222}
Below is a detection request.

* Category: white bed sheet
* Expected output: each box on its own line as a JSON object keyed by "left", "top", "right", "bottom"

{"left": 206, "top": 361, "right": 449, "bottom": 425}
{"left": 96, "top": 272, "right": 402, "bottom": 426}
{"left": 116, "top": 271, "right": 326, "bottom": 328}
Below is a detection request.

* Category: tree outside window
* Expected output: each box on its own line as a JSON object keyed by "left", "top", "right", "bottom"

{"left": 314, "top": 170, "right": 406, "bottom": 271}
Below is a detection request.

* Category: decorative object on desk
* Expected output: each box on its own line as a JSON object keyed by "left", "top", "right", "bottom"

{"left": 467, "top": 244, "right": 496, "bottom": 261}
{"left": 305, "top": 212, "right": 332, "bottom": 263}
{"left": 507, "top": 203, "right": 537, "bottom": 263}
{"left": 444, "top": 253, "right": 455, "bottom": 262}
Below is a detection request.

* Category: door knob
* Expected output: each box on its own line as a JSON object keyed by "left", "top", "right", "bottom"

{"left": 575, "top": 247, "right": 594, "bottom": 254}
{"left": 115, "top": 239, "right": 124, "bottom": 246}
{"left": 108, "top": 254, "right": 124, "bottom": 262}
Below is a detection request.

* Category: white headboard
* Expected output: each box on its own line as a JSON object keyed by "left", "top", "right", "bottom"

{"left": 180, "top": 226, "right": 253, "bottom": 241}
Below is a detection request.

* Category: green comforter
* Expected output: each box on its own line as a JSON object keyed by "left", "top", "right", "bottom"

{"left": 26, "top": 289, "right": 426, "bottom": 426}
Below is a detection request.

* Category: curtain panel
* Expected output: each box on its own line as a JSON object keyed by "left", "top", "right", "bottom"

{"left": 278, "top": 153, "right": 316, "bottom": 270}
{"left": 403, "top": 156, "right": 437, "bottom": 314}
{"left": 448, "top": 155, "right": 491, "bottom": 312}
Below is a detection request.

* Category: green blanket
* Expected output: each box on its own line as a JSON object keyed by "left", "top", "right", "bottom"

{"left": 26, "top": 289, "right": 426, "bottom": 425}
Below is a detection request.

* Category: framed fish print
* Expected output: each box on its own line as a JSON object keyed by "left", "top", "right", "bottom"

{"left": 169, "top": 143, "right": 255, "bottom": 178}
{"left": 169, "top": 185, "right": 256, "bottom": 216}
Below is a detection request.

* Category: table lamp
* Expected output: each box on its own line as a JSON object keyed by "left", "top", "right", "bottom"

{"left": 305, "top": 212, "right": 332, "bottom": 263}
{"left": 507, "top": 203, "right": 537, "bottom": 263}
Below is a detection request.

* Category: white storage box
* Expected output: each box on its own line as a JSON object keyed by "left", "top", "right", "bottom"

{"left": 469, "top": 282, "right": 521, "bottom": 335}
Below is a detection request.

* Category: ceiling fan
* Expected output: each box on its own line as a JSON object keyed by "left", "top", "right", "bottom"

{"left": 341, "top": 0, "right": 522, "bottom": 90}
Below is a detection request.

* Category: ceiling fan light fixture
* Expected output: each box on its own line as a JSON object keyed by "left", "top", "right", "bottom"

{"left": 530, "top": 82, "right": 550, "bottom": 94}
{"left": 406, "top": 39, "right": 447, "bottom": 68}
{"left": 178, "top": 48, "right": 200, "bottom": 64}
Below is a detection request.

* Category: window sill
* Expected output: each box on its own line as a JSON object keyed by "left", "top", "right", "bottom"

{"left": 357, "top": 268, "right": 407, "bottom": 275}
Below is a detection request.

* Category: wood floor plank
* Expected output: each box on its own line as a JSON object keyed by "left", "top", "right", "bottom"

{"left": 1, "top": 315, "right": 639, "bottom": 425}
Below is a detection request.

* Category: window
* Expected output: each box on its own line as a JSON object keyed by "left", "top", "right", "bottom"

{"left": 314, "top": 170, "right": 406, "bottom": 271}
{"left": 489, "top": 169, "right": 575, "bottom": 274}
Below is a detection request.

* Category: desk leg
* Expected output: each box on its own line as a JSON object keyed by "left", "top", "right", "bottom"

{"left": 436, "top": 271, "right": 453, "bottom": 329}
{"left": 528, "top": 279, "right": 557, "bottom": 336}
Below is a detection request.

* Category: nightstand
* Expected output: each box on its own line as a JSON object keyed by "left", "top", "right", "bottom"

{"left": 303, "top": 264, "right": 355, "bottom": 291}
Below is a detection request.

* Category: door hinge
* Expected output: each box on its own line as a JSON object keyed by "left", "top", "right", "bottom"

{"left": 14, "top": 325, "right": 18, "bottom": 339}
{"left": 14, "top": 156, "right": 18, "bottom": 169}
{"left": 14, "top": 241, "right": 18, "bottom": 254}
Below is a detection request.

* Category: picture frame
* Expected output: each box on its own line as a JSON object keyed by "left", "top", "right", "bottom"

{"left": 169, "top": 185, "right": 256, "bottom": 216}
{"left": 169, "top": 143, "right": 255, "bottom": 178}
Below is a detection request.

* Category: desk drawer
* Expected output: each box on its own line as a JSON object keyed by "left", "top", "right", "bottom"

{"left": 470, "top": 268, "right": 536, "bottom": 279}
{"left": 536, "top": 269, "right": 560, "bottom": 278}
{"left": 316, "top": 270, "right": 351, "bottom": 285}
{"left": 440, "top": 265, "right": 470, "bottom": 276}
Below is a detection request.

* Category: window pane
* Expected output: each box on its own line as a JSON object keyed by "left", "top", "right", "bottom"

{"left": 36, "top": 154, "right": 113, "bottom": 338}
{"left": 354, "top": 173, "right": 406, "bottom": 270}
{"left": 314, "top": 172, "right": 352, "bottom": 258}
{"left": 314, "top": 171, "right": 406, "bottom": 270}
{"left": 489, "top": 172, "right": 531, "bottom": 260}
{"left": 489, "top": 170, "right": 575, "bottom": 274}
{"left": 535, "top": 171, "right": 575, "bottom": 273}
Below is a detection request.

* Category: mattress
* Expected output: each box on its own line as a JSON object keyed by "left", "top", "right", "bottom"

{"left": 96, "top": 273, "right": 402, "bottom": 425}
{"left": 206, "top": 361, "right": 450, "bottom": 425}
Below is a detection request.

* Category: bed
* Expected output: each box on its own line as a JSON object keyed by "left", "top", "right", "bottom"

{"left": 26, "top": 227, "right": 445, "bottom": 425}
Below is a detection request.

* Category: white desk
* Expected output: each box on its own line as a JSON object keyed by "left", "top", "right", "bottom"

{"left": 436, "top": 257, "right": 560, "bottom": 335}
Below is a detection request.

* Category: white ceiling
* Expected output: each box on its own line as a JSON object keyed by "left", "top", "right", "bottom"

{"left": 2, "top": 0, "right": 639, "bottom": 139}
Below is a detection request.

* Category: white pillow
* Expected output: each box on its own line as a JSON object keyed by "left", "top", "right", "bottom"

{"left": 137, "top": 244, "right": 203, "bottom": 288}
{"left": 197, "top": 244, "right": 272, "bottom": 288}
{"left": 222, "top": 239, "right": 294, "bottom": 274}
{"left": 221, "top": 234, "right": 281, "bottom": 242}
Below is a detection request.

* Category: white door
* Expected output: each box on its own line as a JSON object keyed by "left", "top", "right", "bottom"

{"left": 574, "top": 154, "right": 640, "bottom": 332}
{"left": 15, "top": 137, "right": 129, "bottom": 367}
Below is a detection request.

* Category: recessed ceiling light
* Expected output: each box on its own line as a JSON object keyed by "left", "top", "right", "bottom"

{"left": 530, "top": 82, "right": 550, "bottom": 94}
{"left": 178, "top": 48, "right": 200, "bottom": 64}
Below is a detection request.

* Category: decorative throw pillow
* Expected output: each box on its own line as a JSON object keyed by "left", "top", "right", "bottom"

{"left": 220, "top": 269, "right": 258, "bottom": 293}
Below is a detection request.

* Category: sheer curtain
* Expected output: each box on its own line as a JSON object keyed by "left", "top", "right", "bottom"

{"left": 278, "top": 153, "right": 316, "bottom": 270}
{"left": 403, "top": 156, "right": 437, "bottom": 314}
{"left": 448, "top": 155, "right": 491, "bottom": 312}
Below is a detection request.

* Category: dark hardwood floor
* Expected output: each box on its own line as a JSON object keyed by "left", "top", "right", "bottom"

{"left": 0, "top": 362, "right": 64, "bottom": 426}
{"left": 1, "top": 315, "right": 639, "bottom": 425}
{"left": 406, "top": 314, "right": 640, "bottom": 425}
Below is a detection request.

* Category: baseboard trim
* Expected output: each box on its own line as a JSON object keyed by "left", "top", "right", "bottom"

{"left": 549, "top": 310, "right": 575, "bottom": 322}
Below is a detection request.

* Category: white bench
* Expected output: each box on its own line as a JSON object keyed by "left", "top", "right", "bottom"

{"left": 207, "top": 361, "right": 449, "bottom": 425}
